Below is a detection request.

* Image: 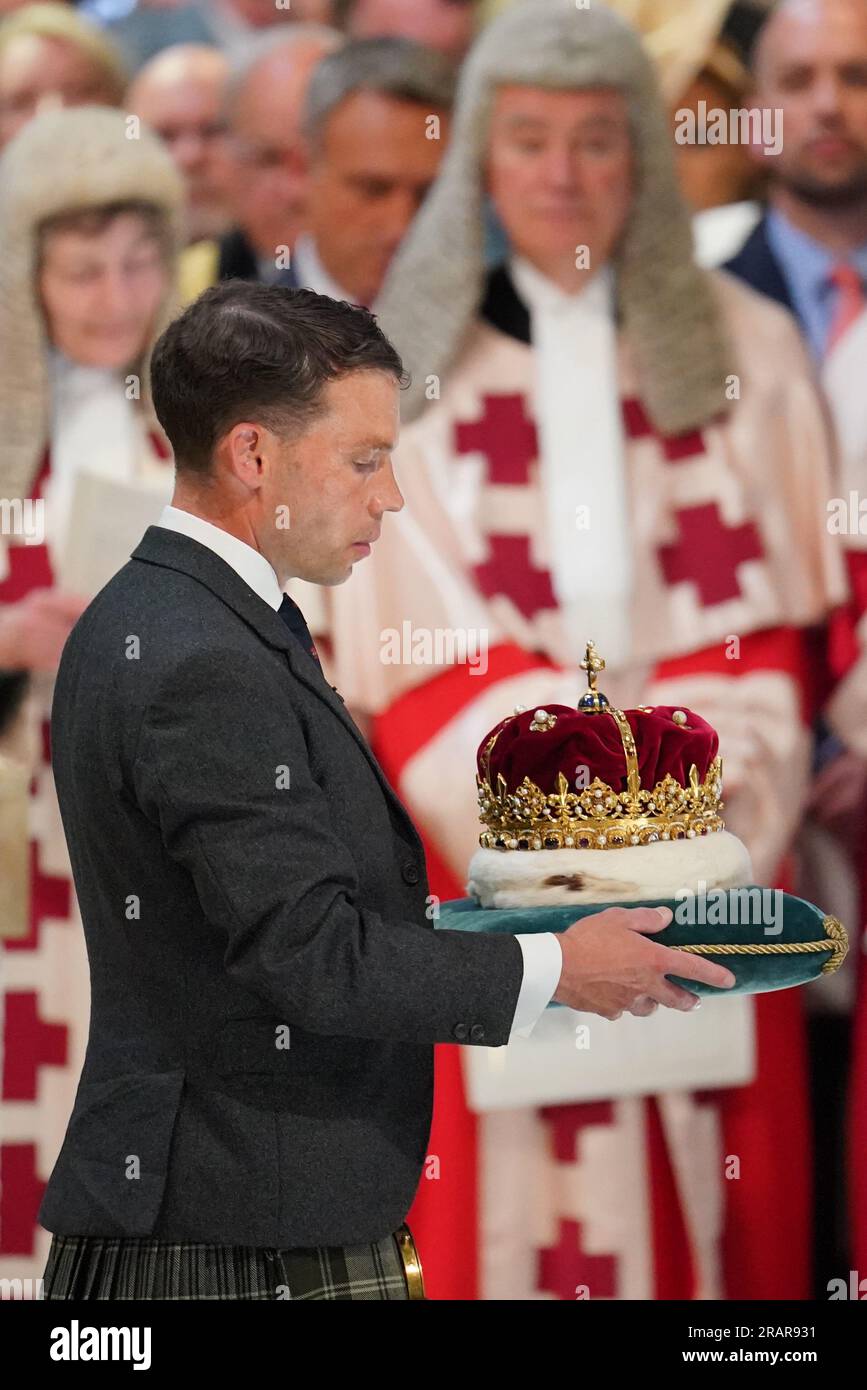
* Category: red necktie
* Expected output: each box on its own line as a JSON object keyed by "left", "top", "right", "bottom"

{"left": 827, "top": 262, "right": 865, "bottom": 354}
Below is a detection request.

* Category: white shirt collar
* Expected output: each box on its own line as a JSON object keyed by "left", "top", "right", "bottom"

{"left": 292, "top": 232, "right": 358, "bottom": 303}
{"left": 155, "top": 505, "right": 285, "bottom": 610}
{"left": 509, "top": 253, "right": 615, "bottom": 318}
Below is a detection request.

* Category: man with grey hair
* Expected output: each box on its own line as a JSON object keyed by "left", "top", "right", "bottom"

{"left": 292, "top": 36, "right": 455, "bottom": 307}
{"left": 324, "top": 0, "right": 845, "bottom": 1302}
{"left": 178, "top": 25, "right": 343, "bottom": 300}
{"left": 128, "top": 44, "right": 232, "bottom": 244}
{"left": 275, "top": 36, "right": 455, "bottom": 640}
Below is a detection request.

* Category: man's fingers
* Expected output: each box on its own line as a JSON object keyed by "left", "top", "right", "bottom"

{"left": 649, "top": 979, "right": 702, "bottom": 1011}
{"left": 620, "top": 906, "right": 673, "bottom": 933}
{"left": 628, "top": 995, "right": 658, "bottom": 1017}
{"left": 661, "top": 948, "right": 736, "bottom": 990}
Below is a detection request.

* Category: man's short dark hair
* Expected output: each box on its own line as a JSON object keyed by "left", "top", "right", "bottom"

{"left": 150, "top": 280, "right": 408, "bottom": 474}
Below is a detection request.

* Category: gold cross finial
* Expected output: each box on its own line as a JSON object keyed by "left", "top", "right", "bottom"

{"left": 578, "top": 641, "right": 610, "bottom": 712}
{"left": 581, "top": 641, "right": 605, "bottom": 692}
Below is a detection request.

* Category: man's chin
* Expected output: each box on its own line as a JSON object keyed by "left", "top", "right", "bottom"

{"left": 292, "top": 549, "right": 370, "bottom": 585}
{"left": 305, "top": 566, "right": 354, "bottom": 586}
{"left": 787, "top": 168, "right": 867, "bottom": 209}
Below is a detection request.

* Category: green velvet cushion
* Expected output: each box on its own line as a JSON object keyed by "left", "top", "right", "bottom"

{"left": 435, "top": 890, "right": 847, "bottom": 998}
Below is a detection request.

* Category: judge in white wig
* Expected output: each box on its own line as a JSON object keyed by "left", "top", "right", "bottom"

{"left": 0, "top": 104, "right": 183, "bottom": 1291}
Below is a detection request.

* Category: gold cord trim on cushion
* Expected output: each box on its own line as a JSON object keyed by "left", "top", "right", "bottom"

{"left": 671, "top": 916, "right": 849, "bottom": 976}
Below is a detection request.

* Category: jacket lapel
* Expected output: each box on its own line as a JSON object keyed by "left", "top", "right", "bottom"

{"left": 131, "top": 527, "right": 423, "bottom": 845}
{"left": 724, "top": 216, "right": 797, "bottom": 318}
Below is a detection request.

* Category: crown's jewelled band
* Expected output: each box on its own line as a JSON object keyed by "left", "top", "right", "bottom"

{"left": 477, "top": 756, "right": 725, "bottom": 851}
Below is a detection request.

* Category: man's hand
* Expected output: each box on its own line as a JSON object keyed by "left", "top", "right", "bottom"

{"left": 0, "top": 591, "right": 88, "bottom": 672}
{"left": 552, "top": 905, "right": 736, "bottom": 1020}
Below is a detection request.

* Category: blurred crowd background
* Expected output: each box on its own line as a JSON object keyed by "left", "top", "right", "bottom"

{"left": 3, "top": 0, "right": 867, "bottom": 1303}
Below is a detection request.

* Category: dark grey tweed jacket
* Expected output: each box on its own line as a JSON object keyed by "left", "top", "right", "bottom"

{"left": 38, "top": 525, "right": 524, "bottom": 1247}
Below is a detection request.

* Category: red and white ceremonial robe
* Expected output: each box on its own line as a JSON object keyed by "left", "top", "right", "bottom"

{"left": 326, "top": 270, "right": 846, "bottom": 1300}
{"left": 0, "top": 435, "right": 171, "bottom": 1286}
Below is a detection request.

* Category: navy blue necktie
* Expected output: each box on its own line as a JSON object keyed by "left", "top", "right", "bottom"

{"left": 278, "top": 594, "right": 320, "bottom": 665}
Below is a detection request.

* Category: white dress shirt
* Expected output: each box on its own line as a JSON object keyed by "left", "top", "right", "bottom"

{"left": 155, "top": 504, "right": 562, "bottom": 1040}
{"left": 291, "top": 233, "right": 359, "bottom": 304}
{"left": 508, "top": 255, "right": 632, "bottom": 669}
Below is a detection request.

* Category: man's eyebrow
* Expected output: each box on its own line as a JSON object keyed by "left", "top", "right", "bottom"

{"left": 500, "top": 115, "right": 548, "bottom": 130}
{"left": 346, "top": 445, "right": 393, "bottom": 462}
{"left": 579, "top": 114, "right": 625, "bottom": 129}
{"left": 499, "top": 113, "right": 625, "bottom": 133}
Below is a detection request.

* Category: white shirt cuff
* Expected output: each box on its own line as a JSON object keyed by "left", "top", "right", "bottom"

{"left": 509, "top": 933, "right": 563, "bottom": 1039}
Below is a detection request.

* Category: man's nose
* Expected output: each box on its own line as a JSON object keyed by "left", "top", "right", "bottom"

{"left": 99, "top": 270, "right": 129, "bottom": 315}
{"left": 379, "top": 188, "right": 418, "bottom": 245}
{"left": 543, "top": 144, "right": 581, "bottom": 189}
{"left": 813, "top": 74, "right": 846, "bottom": 118}
{"left": 371, "top": 463, "right": 404, "bottom": 515}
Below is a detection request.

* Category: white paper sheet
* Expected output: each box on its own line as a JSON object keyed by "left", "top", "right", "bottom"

{"left": 55, "top": 467, "right": 173, "bottom": 599}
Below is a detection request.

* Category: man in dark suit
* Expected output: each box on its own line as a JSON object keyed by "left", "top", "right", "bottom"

{"left": 38, "top": 279, "right": 732, "bottom": 1300}
{"left": 725, "top": 0, "right": 867, "bottom": 349}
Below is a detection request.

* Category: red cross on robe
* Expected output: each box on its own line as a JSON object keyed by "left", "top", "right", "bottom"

{"left": 659, "top": 502, "right": 764, "bottom": 607}
{"left": 537, "top": 1102, "right": 619, "bottom": 1299}
{"left": 455, "top": 393, "right": 557, "bottom": 620}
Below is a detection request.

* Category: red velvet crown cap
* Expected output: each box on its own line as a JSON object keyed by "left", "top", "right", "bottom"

{"left": 477, "top": 704, "right": 720, "bottom": 795}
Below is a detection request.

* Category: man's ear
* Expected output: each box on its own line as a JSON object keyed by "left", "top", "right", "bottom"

{"left": 223, "top": 422, "right": 269, "bottom": 483}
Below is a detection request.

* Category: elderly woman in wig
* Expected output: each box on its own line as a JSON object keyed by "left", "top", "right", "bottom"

{"left": 324, "top": 0, "right": 846, "bottom": 1302}
{"left": 0, "top": 2, "right": 127, "bottom": 149}
{"left": 0, "top": 105, "right": 183, "bottom": 1286}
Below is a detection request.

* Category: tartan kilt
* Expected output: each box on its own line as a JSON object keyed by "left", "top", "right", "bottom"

{"left": 40, "top": 1222, "right": 425, "bottom": 1301}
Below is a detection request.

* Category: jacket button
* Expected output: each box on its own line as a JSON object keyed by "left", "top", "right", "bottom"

{"left": 453, "top": 1022, "right": 469, "bottom": 1042}
{"left": 470, "top": 1024, "right": 485, "bottom": 1043}
{"left": 330, "top": 685, "right": 345, "bottom": 702}
{"left": 402, "top": 861, "right": 420, "bottom": 885}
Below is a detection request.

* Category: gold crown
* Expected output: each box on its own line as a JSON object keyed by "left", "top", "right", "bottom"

{"left": 476, "top": 642, "right": 725, "bottom": 852}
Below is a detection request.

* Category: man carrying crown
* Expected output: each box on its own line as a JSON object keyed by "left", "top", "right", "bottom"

{"left": 322, "top": 1, "right": 847, "bottom": 1299}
